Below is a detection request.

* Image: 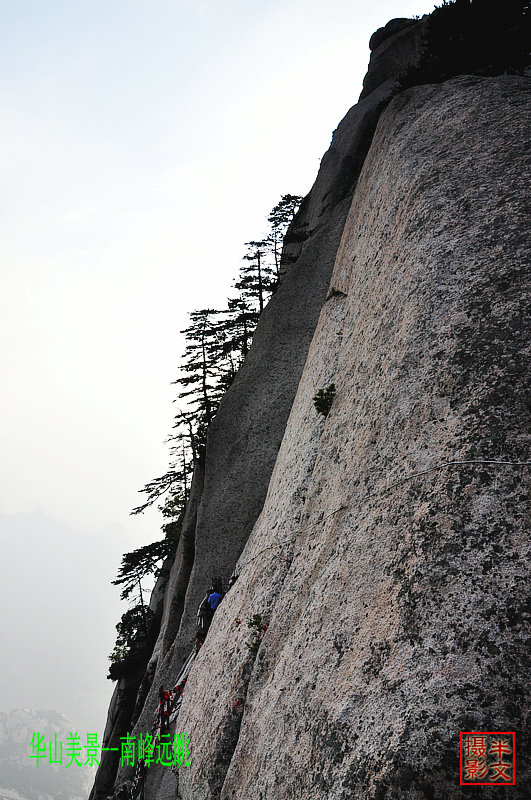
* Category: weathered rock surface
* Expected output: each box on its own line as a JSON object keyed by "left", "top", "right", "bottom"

{"left": 359, "top": 17, "right": 426, "bottom": 100}
{"left": 90, "top": 12, "right": 531, "bottom": 800}
{"left": 369, "top": 18, "right": 419, "bottom": 52}
{"left": 282, "top": 16, "right": 427, "bottom": 269}
{"left": 89, "top": 559, "right": 171, "bottom": 800}
{"left": 129, "top": 186, "right": 351, "bottom": 800}
{"left": 107, "top": 19, "right": 432, "bottom": 800}
{"left": 177, "top": 75, "right": 530, "bottom": 800}
{"left": 281, "top": 78, "right": 396, "bottom": 267}
{"left": 93, "top": 17, "right": 431, "bottom": 798}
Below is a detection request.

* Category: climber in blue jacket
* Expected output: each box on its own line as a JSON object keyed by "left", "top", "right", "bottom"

{"left": 208, "top": 589, "right": 222, "bottom": 610}
{"left": 197, "top": 580, "right": 223, "bottom": 632}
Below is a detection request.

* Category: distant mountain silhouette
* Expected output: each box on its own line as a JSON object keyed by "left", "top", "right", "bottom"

{"left": 0, "top": 707, "right": 93, "bottom": 800}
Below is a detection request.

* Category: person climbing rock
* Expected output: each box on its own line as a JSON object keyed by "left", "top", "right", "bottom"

{"left": 208, "top": 585, "right": 223, "bottom": 611}
{"left": 197, "top": 579, "right": 222, "bottom": 628}
{"left": 196, "top": 591, "right": 214, "bottom": 631}
{"left": 158, "top": 686, "right": 172, "bottom": 733}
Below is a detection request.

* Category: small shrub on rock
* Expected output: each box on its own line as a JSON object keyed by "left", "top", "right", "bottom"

{"left": 313, "top": 383, "right": 336, "bottom": 417}
{"left": 244, "top": 613, "right": 269, "bottom": 655}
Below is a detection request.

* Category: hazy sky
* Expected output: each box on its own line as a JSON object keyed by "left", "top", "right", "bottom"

{"left": 0, "top": 0, "right": 435, "bottom": 733}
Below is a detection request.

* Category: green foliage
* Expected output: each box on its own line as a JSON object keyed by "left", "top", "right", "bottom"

{"left": 399, "top": 0, "right": 530, "bottom": 90}
{"left": 159, "top": 492, "right": 186, "bottom": 538}
{"left": 131, "top": 472, "right": 188, "bottom": 516}
{"left": 244, "top": 613, "right": 269, "bottom": 655}
{"left": 122, "top": 194, "right": 303, "bottom": 670}
{"left": 132, "top": 410, "right": 194, "bottom": 515}
{"left": 108, "top": 605, "right": 156, "bottom": 681}
{"left": 134, "top": 192, "right": 303, "bottom": 517}
{"left": 313, "top": 383, "right": 336, "bottom": 417}
{"left": 109, "top": 492, "right": 185, "bottom": 680}
{"left": 174, "top": 308, "right": 225, "bottom": 427}
{"left": 115, "top": 493, "right": 185, "bottom": 601}
{"left": 223, "top": 297, "right": 256, "bottom": 358}
{"left": 236, "top": 240, "right": 275, "bottom": 313}
{"left": 111, "top": 193, "right": 302, "bottom": 684}
{"left": 172, "top": 194, "right": 303, "bottom": 456}
{"left": 112, "top": 532, "right": 178, "bottom": 601}
{"left": 268, "top": 194, "right": 304, "bottom": 278}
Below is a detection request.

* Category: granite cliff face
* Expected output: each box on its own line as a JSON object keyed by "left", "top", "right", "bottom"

{"left": 178, "top": 73, "right": 530, "bottom": 800}
{"left": 90, "top": 13, "right": 530, "bottom": 800}
{"left": 90, "top": 16, "right": 428, "bottom": 800}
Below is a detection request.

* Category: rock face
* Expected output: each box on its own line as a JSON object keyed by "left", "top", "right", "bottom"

{"left": 360, "top": 16, "right": 426, "bottom": 100}
{"left": 124, "top": 117, "right": 350, "bottom": 800}
{"left": 90, "top": 14, "right": 530, "bottom": 800}
{"left": 99, "top": 17, "right": 430, "bottom": 800}
{"left": 177, "top": 74, "right": 530, "bottom": 799}
{"left": 89, "top": 559, "right": 170, "bottom": 799}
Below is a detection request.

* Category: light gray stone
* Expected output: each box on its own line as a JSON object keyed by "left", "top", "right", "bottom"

{"left": 90, "top": 16, "right": 531, "bottom": 800}
{"left": 91, "top": 19, "right": 416, "bottom": 797}
{"left": 177, "top": 75, "right": 530, "bottom": 800}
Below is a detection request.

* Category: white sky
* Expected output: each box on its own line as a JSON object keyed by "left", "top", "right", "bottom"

{"left": 0, "top": 0, "right": 435, "bottom": 733}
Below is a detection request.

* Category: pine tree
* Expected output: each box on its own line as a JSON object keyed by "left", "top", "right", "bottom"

{"left": 209, "top": 297, "right": 257, "bottom": 393}
{"left": 267, "top": 194, "right": 303, "bottom": 278}
{"left": 115, "top": 491, "right": 185, "bottom": 602}
{"left": 131, "top": 410, "right": 193, "bottom": 515}
{"left": 174, "top": 308, "right": 224, "bottom": 425}
{"left": 107, "top": 605, "right": 156, "bottom": 680}
{"left": 235, "top": 240, "right": 275, "bottom": 314}
{"left": 169, "top": 409, "right": 197, "bottom": 478}
{"left": 131, "top": 194, "right": 303, "bottom": 517}
{"left": 218, "top": 297, "right": 257, "bottom": 364}
{"left": 112, "top": 190, "right": 306, "bottom": 679}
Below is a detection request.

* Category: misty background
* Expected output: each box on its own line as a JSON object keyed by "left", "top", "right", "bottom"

{"left": 0, "top": 0, "right": 435, "bottom": 758}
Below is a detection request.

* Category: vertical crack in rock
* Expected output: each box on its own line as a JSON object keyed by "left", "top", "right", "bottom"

{"left": 177, "top": 290, "right": 351, "bottom": 798}
{"left": 115, "top": 466, "right": 205, "bottom": 796}
{"left": 88, "top": 562, "right": 172, "bottom": 800}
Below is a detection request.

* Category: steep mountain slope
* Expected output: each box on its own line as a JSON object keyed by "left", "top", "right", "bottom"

{"left": 90, "top": 10, "right": 530, "bottom": 800}
{"left": 178, "top": 73, "right": 530, "bottom": 800}
{"left": 89, "top": 16, "right": 428, "bottom": 800}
